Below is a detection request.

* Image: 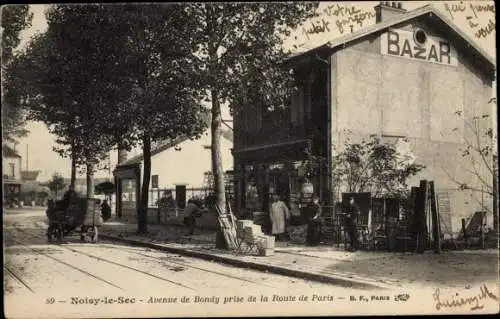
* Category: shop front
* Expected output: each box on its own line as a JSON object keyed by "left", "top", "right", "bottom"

{"left": 233, "top": 139, "right": 329, "bottom": 234}
{"left": 113, "top": 163, "right": 141, "bottom": 220}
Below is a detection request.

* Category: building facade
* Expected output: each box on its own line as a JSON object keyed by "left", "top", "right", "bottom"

{"left": 232, "top": 3, "right": 496, "bottom": 235}
{"left": 114, "top": 127, "right": 234, "bottom": 220}
{"left": 2, "top": 145, "right": 23, "bottom": 206}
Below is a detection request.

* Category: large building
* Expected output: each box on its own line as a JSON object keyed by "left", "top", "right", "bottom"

{"left": 232, "top": 3, "right": 495, "bottom": 236}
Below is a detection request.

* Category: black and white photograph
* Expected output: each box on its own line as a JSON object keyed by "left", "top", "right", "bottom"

{"left": 2, "top": 1, "right": 497, "bottom": 317}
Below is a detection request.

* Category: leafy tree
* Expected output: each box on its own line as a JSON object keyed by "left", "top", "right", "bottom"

{"left": 48, "top": 172, "right": 65, "bottom": 198}
{"left": 9, "top": 5, "right": 132, "bottom": 192}
{"left": 445, "top": 98, "right": 498, "bottom": 230}
{"left": 178, "top": 3, "right": 318, "bottom": 247}
{"left": 100, "top": 4, "right": 208, "bottom": 233}
{"left": 1, "top": 5, "right": 33, "bottom": 145}
{"left": 332, "top": 135, "right": 425, "bottom": 198}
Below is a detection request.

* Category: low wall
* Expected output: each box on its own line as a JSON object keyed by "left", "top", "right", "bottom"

{"left": 117, "top": 207, "right": 218, "bottom": 230}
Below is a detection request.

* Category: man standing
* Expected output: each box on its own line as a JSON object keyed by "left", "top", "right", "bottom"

{"left": 345, "top": 196, "right": 360, "bottom": 252}
{"left": 183, "top": 199, "right": 200, "bottom": 235}
{"left": 269, "top": 194, "right": 290, "bottom": 241}
{"left": 306, "top": 195, "right": 322, "bottom": 246}
{"left": 157, "top": 190, "right": 175, "bottom": 224}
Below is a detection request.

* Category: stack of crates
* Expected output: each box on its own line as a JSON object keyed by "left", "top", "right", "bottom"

{"left": 243, "top": 224, "right": 263, "bottom": 244}
{"left": 236, "top": 220, "right": 254, "bottom": 239}
{"left": 257, "top": 235, "right": 275, "bottom": 256}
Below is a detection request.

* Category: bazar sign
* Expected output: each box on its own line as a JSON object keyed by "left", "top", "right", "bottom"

{"left": 381, "top": 29, "right": 458, "bottom": 66}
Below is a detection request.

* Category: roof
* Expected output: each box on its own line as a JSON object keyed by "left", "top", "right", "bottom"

{"left": 286, "top": 5, "right": 495, "bottom": 77}
{"left": 2, "top": 145, "right": 21, "bottom": 158}
{"left": 62, "top": 177, "right": 111, "bottom": 185}
{"left": 117, "top": 127, "right": 234, "bottom": 167}
{"left": 116, "top": 111, "right": 233, "bottom": 168}
{"left": 21, "top": 170, "right": 41, "bottom": 181}
{"left": 118, "top": 135, "right": 191, "bottom": 167}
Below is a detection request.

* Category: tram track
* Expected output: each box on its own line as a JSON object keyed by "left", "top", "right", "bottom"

{"left": 20, "top": 224, "right": 283, "bottom": 290}
{"left": 4, "top": 265, "right": 35, "bottom": 293}
{"left": 7, "top": 237, "right": 125, "bottom": 291}
{"left": 101, "top": 245, "right": 281, "bottom": 289}
{"left": 12, "top": 227, "right": 195, "bottom": 291}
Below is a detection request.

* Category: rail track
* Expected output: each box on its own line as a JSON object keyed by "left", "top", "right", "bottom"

{"left": 4, "top": 265, "right": 35, "bottom": 293}
{"left": 11, "top": 226, "right": 285, "bottom": 291}
{"left": 8, "top": 236, "right": 125, "bottom": 291}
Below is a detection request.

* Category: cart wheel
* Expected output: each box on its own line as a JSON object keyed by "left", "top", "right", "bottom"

{"left": 47, "top": 224, "right": 60, "bottom": 243}
{"left": 57, "top": 225, "right": 64, "bottom": 242}
{"left": 80, "top": 227, "right": 86, "bottom": 242}
{"left": 47, "top": 225, "right": 54, "bottom": 243}
{"left": 90, "top": 226, "right": 98, "bottom": 243}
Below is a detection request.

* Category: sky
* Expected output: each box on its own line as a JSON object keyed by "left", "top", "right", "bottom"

{"left": 12, "top": 1, "right": 496, "bottom": 182}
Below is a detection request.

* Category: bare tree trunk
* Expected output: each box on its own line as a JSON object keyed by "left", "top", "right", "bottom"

{"left": 86, "top": 163, "right": 94, "bottom": 198}
{"left": 211, "top": 89, "right": 228, "bottom": 249}
{"left": 138, "top": 133, "right": 151, "bottom": 234}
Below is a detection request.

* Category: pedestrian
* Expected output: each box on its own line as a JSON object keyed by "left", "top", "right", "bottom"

{"left": 157, "top": 190, "right": 175, "bottom": 224}
{"left": 101, "top": 199, "right": 111, "bottom": 222}
{"left": 183, "top": 199, "right": 200, "bottom": 235}
{"left": 306, "top": 195, "right": 322, "bottom": 246}
{"left": 269, "top": 194, "right": 290, "bottom": 241}
{"left": 345, "top": 196, "right": 360, "bottom": 252}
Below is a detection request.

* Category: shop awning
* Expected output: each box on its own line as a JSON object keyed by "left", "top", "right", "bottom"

{"left": 232, "top": 139, "right": 311, "bottom": 165}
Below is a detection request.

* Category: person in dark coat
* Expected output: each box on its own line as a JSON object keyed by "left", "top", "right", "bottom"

{"left": 306, "top": 196, "right": 322, "bottom": 246}
{"left": 101, "top": 199, "right": 111, "bottom": 222}
{"left": 345, "top": 197, "right": 360, "bottom": 252}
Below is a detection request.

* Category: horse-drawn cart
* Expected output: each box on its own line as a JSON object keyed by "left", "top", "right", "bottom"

{"left": 46, "top": 197, "right": 103, "bottom": 243}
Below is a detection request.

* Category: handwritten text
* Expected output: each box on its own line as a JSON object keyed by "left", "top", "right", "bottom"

{"left": 433, "top": 284, "right": 498, "bottom": 311}
{"left": 301, "top": 4, "right": 375, "bottom": 39}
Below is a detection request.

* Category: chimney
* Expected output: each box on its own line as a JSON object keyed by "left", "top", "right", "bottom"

{"left": 374, "top": 1, "right": 407, "bottom": 23}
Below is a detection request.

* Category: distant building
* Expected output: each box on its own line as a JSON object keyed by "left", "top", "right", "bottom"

{"left": 2, "top": 145, "right": 22, "bottom": 206}
{"left": 113, "top": 126, "right": 233, "bottom": 221}
{"left": 21, "top": 170, "right": 41, "bottom": 182}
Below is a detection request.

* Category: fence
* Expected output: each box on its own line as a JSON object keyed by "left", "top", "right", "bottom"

{"left": 148, "top": 186, "right": 234, "bottom": 209}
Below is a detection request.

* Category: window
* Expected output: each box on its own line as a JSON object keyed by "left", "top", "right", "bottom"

{"left": 9, "top": 163, "right": 15, "bottom": 179}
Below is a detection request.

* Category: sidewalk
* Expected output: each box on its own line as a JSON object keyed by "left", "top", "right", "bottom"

{"left": 100, "top": 220, "right": 499, "bottom": 290}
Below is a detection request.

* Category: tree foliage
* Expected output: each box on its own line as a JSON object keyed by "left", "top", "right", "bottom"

{"left": 8, "top": 5, "right": 135, "bottom": 191}
{"left": 332, "top": 135, "right": 425, "bottom": 198}
{"left": 176, "top": 3, "right": 318, "bottom": 240}
{"left": 97, "top": 4, "right": 210, "bottom": 233}
{"left": 1, "top": 5, "right": 33, "bottom": 145}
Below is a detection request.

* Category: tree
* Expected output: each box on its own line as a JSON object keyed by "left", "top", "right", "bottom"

{"left": 332, "top": 135, "right": 425, "bottom": 199}
{"left": 48, "top": 172, "right": 65, "bottom": 198}
{"left": 1, "top": 5, "right": 33, "bottom": 145}
{"left": 101, "top": 5, "right": 208, "bottom": 233}
{"left": 179, "top": 3, "right": 318, "bottom": 247}
{"left": 9, "top": 5, "right": 132, "bottom": 192}
{"left": 445, "top": 98, "right": 498, "bottom": 231}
